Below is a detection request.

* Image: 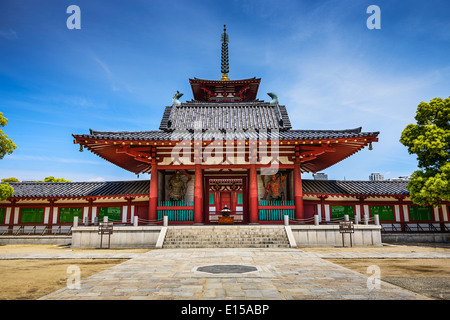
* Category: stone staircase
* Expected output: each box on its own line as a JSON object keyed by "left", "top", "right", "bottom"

{"left": 162, "top": 225, "right": 290, "bottom": 248}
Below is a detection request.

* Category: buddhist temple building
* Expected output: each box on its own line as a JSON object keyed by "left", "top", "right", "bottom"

{"left": 1, "top": 26, "right": 449, "bottom": 239}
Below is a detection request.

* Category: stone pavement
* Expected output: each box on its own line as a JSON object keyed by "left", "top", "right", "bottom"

{"left": 37, "top": 248, "right": 430, "bottom": 300}
{"left": 303, "top": 251, "right": 450, "bottom": 259}
{"left": 0, "top": 252, "right": 142, "bottom": 260}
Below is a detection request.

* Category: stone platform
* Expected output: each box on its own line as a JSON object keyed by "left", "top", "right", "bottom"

{"left": 162, "top": 225, "right": 290, "bottom": 248}
{"left": 69, "top": 224, "right": 382, "bottom": 249}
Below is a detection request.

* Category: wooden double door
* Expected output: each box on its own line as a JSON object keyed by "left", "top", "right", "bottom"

{"left": 219, "top": 191, "right": 232, "bottom": 211}
{"left": 205, "top": 176, "right": 247, "bottom": 224}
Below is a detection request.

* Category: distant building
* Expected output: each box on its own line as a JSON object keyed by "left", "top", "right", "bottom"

{"left": 369, "top": 172, "right": 385, "bottom": 181}
{"left": 389, "top": 176, "right": 410, "bottom": 181}
{"left": 313, "top": 173, "right": 328, "bottom": 180}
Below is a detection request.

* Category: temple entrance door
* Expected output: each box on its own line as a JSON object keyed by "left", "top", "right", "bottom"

{"left": 219, "top": 192, "right": 232, "bottom": 213}
{"left": 205, "top": 177, "right": 247, "bottom": 224}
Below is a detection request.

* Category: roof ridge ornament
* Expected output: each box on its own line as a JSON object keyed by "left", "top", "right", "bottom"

{"left": 220, "top": 24, "right": 229, "bottom": 81}
{"left": 172, "top": 90, "right": 183, "bottom": 106}
{"left": 267, "top": 92, "right": 279, "bottom": 105}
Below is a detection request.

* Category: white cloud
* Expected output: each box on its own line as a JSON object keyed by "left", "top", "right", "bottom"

{"left": 283, "top": 56, "right": 435, "bottom": 130}
{"left": 7, "top": 155, "right": 103, "bottom": 165}
{"left": 88, "top": 177, "right": 106, "bottom": 182}
{"left": 92, "top": 56, "right": 133, "bottom": 93}
{"left": 0, "top": 29, "right": 18, "bottom": 41}
{"left": 0, "top": 168, "right": 141, "bottom": 183}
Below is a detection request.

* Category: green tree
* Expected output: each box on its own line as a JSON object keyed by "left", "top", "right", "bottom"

{"left": 42, "top": 176, "right": 72, "bottom": 182}
{"left": 0, "top": 112, "right": 17, "bottom": 159}
{"left": 1, "top": 177, "right": 20, "bottom": 183}
{"left": 0, "top": 184, "right": 14, "bottom": 200}
{"left": 400, "top": 97, "right": 450, "bottom": 206}
{"left": 0, "top": 113, "right": 17, "bottom": 200}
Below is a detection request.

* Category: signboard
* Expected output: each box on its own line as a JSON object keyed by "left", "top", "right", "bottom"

{"left": 339, "top": 221, "right": 354, "bottom": 233}
{"left": 98, "top": 222, "right": 113, "bottom": 249}
{"left": 339, "top": 221, "right": 354, "bottom": 247}
{"left": 98, "top": 221, "right": 114, "bottom": 235}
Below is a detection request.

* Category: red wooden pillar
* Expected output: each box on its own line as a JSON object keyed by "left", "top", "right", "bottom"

{"left": 320, "top": 195, "right": 327, "bottom": 221}
{"left": 438, "top": 205, "right": 446, "bottom": 232}
{"left": 149, "top": 163, "right": 158, "bottom": 224}
{"left": 48, "top": 198, "right": 55, "bottom": 233}
{"left": 87, "top": 198, "right": 93, "bottom": 225}
{"left": 126, "top": 196, "right": 133, "bottom": 225}
{"left": 249, "top": 164, "right": 259, "bottom": 223}
{"left": 397, "top": 196, "right": 405, "bottom": 232}
{"left": 194, "top": 164, "right": 203, "bottom": 224}
{"left": 294, "top": 161, "right": 304, "bottom": 222}
{"left": 8, "top": 199, "right": 16, "bottom": 234}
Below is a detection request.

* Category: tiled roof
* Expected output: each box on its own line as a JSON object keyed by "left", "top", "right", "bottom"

{"left": 76, "top": 130, "right": 172, "bottom": 141}
{"left": 3, "top": 179, "right": 408, "bottom": 199}
{"left": 302, "top": 180, "right": 409, "bottom": 196}
{"left": 158, "top": 101, "right": 292, "bottom": 131}
{"left": 188, "top": 77, "right": 261, "bottom": 102}
{"left": 74, "top": 127, "right": 378, "bottom": 142}
{"left": 6, "top": 180, "right": 150, "bottom": 198}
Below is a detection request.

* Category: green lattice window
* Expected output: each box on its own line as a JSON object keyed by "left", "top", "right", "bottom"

{"left": 59, "top": 207, "right": 83, "bottom": 223}
{"left": 370, "top": 206, "right": 394, "bottom": 221}
{"left": 237, "top": 193, "right": 243, "bottom": 205}
{"left": 98, "top": 207, "right": 121, "bottom": 222}
{"left": 0, "top": 208, "right": 5, "bottom": 223}
{"left": 20, "top": 208, "right": 44, "bottom": 223}
{"left": 331, "top": 205, "right": 354, "bottom": 219}
{"left": 409, "top": 206, "right": 433, "bottom": 221}
{"left": 209, "top": 193, "right": 215, "bottom": 205}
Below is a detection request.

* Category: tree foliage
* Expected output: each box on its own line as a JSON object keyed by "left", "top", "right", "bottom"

{"left": 0, "top": 113, "right": 17, "bottom": 200}
{"left": 0, "top": 184, "right": 14, "bottom": 201}
{"left": 400, "top": 97, "right": 450, "bottom": 206}
{"left": 0, "top": 112, "right": 17, "bottom": 159}
{"left": 42, "top": 176, "right": 72, "bottom": 183}
{"left": 1, "top": 177, "right": 20, "bottom": 183}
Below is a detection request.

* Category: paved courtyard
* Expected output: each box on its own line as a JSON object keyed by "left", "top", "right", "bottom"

{"left": 38, "top": 248, "right": 431, "bottom": 300}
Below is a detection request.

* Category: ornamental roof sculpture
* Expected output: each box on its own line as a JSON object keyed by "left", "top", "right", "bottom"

{"left": 220, "top": 24, "right": 229, "bottom": 81}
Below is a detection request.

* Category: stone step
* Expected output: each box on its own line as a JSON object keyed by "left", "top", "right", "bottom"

{"left": 164, "top": 238, "right": 289, "bottom": 241}
{"left": 165, "top": 236, "right": 286, "bottom": 240}
{"left": 162, "top": 244, "right": 289, "bottom": 248}
{"left": 164, "top": 229, "right": 287, "bottom": 233}
{"left": 163, "top": 244, "right": 290, "bottom": 248}
{"left": 164, "top": 226, "right": 286, "bottom": 231}
{"left": 162, "top": 245, "right": 290, "bottom": 249}
{"left": 163, "top": 239, "right": 289, "bottom": 243}
{"left": 164, "top": 234, "right": 287, "bottom": 238}
{"left": 165, "top": 231, "right": 285, "bottom": 234}
{"left": 165, "top": 233, "right": 286, "bottom": 236}
{"left": 166, "top": 232, "right": 286, "bottom": 235}
{"left": 162, "top": 225, "right": 290, "bottom": 248}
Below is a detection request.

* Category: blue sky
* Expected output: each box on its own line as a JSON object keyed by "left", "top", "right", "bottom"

{"left": 1, "top": 0, "right": 449, "bottom": 182}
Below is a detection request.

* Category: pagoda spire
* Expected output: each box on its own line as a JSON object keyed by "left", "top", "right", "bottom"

{"left": 220, "top": 24, "right": 229, "bottom": 81}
